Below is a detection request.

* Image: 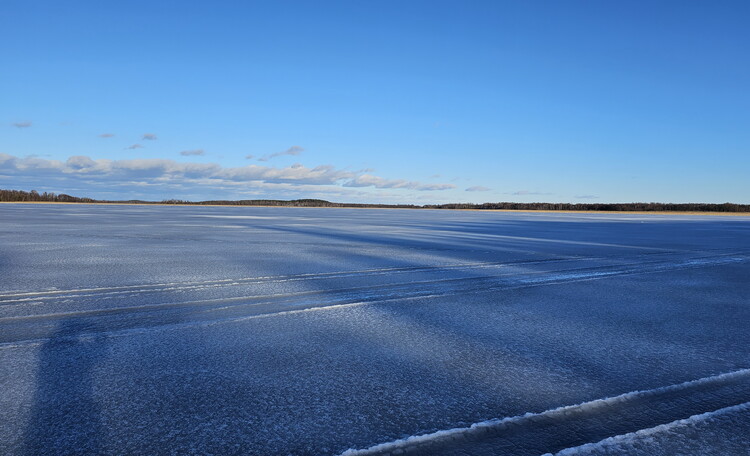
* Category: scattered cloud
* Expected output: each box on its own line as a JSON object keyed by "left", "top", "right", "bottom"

{"left": 126, "top": 144, "right": 144, "bottom": 150}
{"left": 245, "top": 154, "right": 255, "bottom": 160}
{"left": 142, "top": 133, "right": 158, "bottom": 140}
{"left": 66, "top": 155, "right": 99, "bottom": 170}
{"left": 11, "top": 121, "right": 32, "bottom": 128}
{"left": 258, "top": 145, "right": 304, "bottom": 162}
{"left": 575, "top": 194, "right": 599, "bottom": 199}
{"left": 0, "top": 153, "right": 455, "bottom": 195}
{"left": 180, "top": 149, "right": 205, "bottom": 156}
{"left": 344, "top": 174, "right": 456, "bottom": 191}
{"left": 98, "top": 133, "right": 115, "bottom": 138}
{"left": 429, "top": 174, "right": 442, "bottom": 179}
{"left": 465, "top": 186, "right": 491, "bottom": 192}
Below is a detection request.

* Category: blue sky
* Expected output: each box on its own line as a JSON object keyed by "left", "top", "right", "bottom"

{"left": 2, "top": 1, "right": 748, "bottom": 203}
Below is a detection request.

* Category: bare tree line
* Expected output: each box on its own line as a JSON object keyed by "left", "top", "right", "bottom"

{"left": 2, "top": 189, "right": 748, "bottom": 213}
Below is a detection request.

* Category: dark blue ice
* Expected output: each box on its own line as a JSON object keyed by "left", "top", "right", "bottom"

{"left": 1, "top": 204, "right": 749, "bottom": 455}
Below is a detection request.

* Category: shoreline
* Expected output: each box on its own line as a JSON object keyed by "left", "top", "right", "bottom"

{"left": 2, "top": 201, "right": 749, "bottom": 216}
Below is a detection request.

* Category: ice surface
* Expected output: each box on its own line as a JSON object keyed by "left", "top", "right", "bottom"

{"left": 340, "top": 368, "right": 750, "bottom": 455}
{"left": 0, "top": 204, "right": 749, "bottom": 455}
{"left": 549, "top": 401, "right": 750, "bottom": 456}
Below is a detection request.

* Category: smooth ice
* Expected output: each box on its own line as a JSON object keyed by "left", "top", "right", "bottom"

{"left": 1, "top": 204, "right": 749, "bottom": 455}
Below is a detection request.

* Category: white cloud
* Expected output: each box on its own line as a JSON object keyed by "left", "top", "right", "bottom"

{"left": 127, "top": 144, "right": 144, "bottom": 150}
{"left": 465, "top": 186, "right": 491, "bottom": 192}
{"left": 180, "top": 149, "right": 205, "bottom": 156}
{"left": 0, "top": 153, "right": 455, "bottom": 194}
{"left": 142, "top": 133, "right": 158, "bottom": 140}
{"left": 258, "top": 145, "right": 304, "bottom": 161}
{"left": 344, "top": 174, "right": 456, "bottom": 191}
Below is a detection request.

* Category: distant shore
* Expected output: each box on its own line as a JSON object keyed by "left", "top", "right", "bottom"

{"left": 3, "top": 200, "right": 749, "bottom": 216}
{"left": 3, "top": 189, "right": 749, "bottom": 215}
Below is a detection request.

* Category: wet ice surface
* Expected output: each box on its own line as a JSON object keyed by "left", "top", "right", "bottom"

{"left": 0, "top": 204, "right": 749, "bottom": 455}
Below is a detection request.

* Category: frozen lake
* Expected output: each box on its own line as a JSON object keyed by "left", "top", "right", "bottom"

{"left": 1, "top": 204, "right": 749, "bottom": 455}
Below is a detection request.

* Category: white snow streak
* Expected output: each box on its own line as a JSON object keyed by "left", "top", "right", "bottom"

{"left": 339, "top": 368, "right": 750, "bottom": 455}
{"left": 547, "top": 401, "right": 750, "bottom": 455}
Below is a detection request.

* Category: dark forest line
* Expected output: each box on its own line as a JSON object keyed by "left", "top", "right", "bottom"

{"left": 1, "top": 189, "right": 749, "bottom": 213}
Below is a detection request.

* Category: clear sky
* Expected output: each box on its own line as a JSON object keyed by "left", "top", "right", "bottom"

{"left": 2, "top": 1, "right": 748, "bottom": 203}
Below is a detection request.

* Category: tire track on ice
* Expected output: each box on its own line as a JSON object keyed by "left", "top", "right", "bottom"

{"left": 1, "top": 253, "right": 743, "bottom": 321}
{"left": 0, "top": 257, "right": 583, "bottom": 303}
{"left": 0, "top": 253, "right": 745, "bottom": 346}
{"left": 0, "top": 249, "right": 740, "bottom": 305}
{"left": 339, "top": 368, "right": 750, "bottom": 456}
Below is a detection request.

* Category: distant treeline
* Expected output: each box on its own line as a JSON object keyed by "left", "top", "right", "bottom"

{"left": 0, "top": 190, "right": 418, "bottom": 208}
{"left": 0, "top": 189, "right": 96, "bottom": 203}
{"left": 1, "top": 189, "right": 748, "bottom": 213}
{"left": 424, "top": 202, "right": 750, "bottom": 213}
{"left": 158, "top": 198, "right": 419, "bottom": 208}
